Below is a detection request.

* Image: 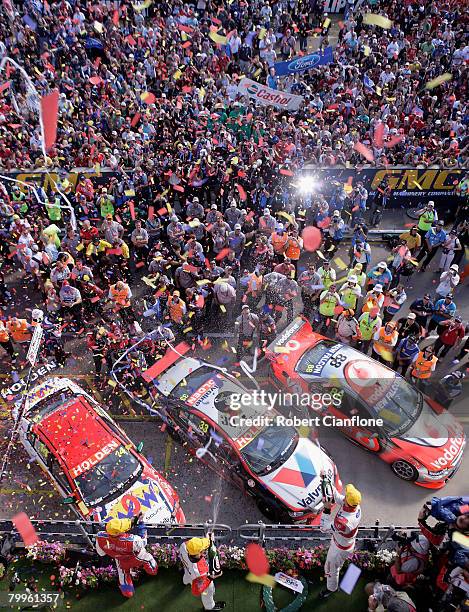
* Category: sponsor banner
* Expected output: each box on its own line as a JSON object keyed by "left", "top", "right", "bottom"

{"left": 3, "top": 167, "right": 465, "bottom": 210}
{"left": 237, "top": 78, "right": 304, "bottom": 111}
{"left": 70, "top": 440, "right": 119, "bottom": 478}
{"left": 274, "top": 47, "right": 334, "bottom": 76}
{"left": 323, "top": 0, "right": 366, "bottom": 13}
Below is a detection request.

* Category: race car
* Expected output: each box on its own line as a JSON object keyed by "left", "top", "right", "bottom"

{"left": 139, "top": 351, "right": 342, "bottom": 523}
{"left": 266, "top": 317, "right": 466, "bottom": 489}
{"left": 15, "top": 377, "right": 185, "bottom": 525}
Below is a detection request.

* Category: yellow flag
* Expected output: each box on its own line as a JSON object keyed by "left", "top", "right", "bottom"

{"left": 209, "top": 31, "right": 227, "bottom": 45}
{"left": 363, "top": 13, "right": 393, "bottom": 29}
{"left": 425, "top": 73, "right": 452, "bottom": 90}
{"left": 246, "top": 572, "right": 276, "bottom": 588}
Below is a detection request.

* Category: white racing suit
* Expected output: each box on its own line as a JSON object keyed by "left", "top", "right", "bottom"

{"left": 179, "top": 541, "right": 216, "bottom": 610}
{"left": 321, "top": 489, "right": 361, "bottom": 592}
{"left": 96, "top": 527, "right": 158, "bottom": 597}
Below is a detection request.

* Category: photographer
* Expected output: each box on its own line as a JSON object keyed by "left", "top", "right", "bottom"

{"left": 389, "top": 532, "right": 430, "bottom": 588}
{"left": 365, "top": 581, "right": 417, "bottom": 612}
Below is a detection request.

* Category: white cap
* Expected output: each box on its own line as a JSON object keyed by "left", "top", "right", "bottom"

{"left": 374, "top": 284, "right": 383, "bottom": 292}
{"left": 347, "top": 274, "right": 357, "bottom": 283}
{"left": 411, "top": 535, "right": 430, "bottom": 555}
{"left": 234, "top": 224, "right": 242, "bottom": 230}
{"left": 333, "top": 210, "right": 340, "bottom": 216}
{"left": 428, "top": 200, "right": 434, "bottom": 206}
{"left": 192, "top": 196, "right": 199, "bottom": 202}
{"left": 450, "top": 264, "right": 459, "bottom": 271}
{"left": 377, "top": 261, "right": 387, "bottom": 269}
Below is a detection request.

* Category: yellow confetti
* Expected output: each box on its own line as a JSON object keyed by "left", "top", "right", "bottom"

{"left": 173, "top": 69, "right": 182, "bottom": 80}
{"left": 108, "top": 380, "right": 117, "bottom": 387}
{"left": 93, "top": 21, "right": 103, "bottom": 33}
{"left": 376, "top": 86, "right": 382, "bottom": 96}
{"left": 363, "top": 45, "right": 371, "bottom": 57}
{"left": 323, "top": 17, "right": 331, "bottom": 29}
{"left": 124, "top": 189, "right": 135, "bottom": 196}
{"left": 258, "top": 28, "right": 266, "bottom": 40}
{"left": 133, "top": 0, "right": 152, "bottom": 11}
{"left": 363, "top": 13, "right": 393, "bottom": 29}
{"left": 425, "top": 73, "right": 452, "bottom": 90}
{"left": 412, "top": 180, "right": 423, "bottom": 191}
{"left": 183, "top": 327, "right": 193, "bottom": 333}
{"left": 209, "top": 31, "right": 228, "bottom": 45}
{"left": 220, "top": 304, "right": 226, "bottom": 313}
{"left": 246, "top": 572, "right": 276, "bottom": 588}
{"left": 277, "top": 211, "right": 294, "bottom": 224}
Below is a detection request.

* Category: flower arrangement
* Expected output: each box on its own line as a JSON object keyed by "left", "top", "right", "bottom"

{"left": 26, "top": 541, "right": 66, "bottom": 564}
{"left": 25, "top": 540, "right": 397, "bottom": 591}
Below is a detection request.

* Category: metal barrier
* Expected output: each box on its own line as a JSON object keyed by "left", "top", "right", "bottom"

{"left": 0, "top": 519, "right": 414, "bottom": 549}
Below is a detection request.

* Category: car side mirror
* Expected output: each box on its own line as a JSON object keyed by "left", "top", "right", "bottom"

{"left": 62, "top": 496, "right": 75, "bottom": 504}
{"left": 136, "top": 441, "right": 144, "bottom": 452}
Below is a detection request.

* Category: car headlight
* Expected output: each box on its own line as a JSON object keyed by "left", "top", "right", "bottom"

{"left": 288, "top": 510, "right": 308, "bottom": 518}
{"left": 426, "top": 468, "right": 452, "bottom": 479}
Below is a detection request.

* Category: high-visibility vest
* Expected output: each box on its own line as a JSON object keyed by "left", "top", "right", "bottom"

{"left": 100, "top": 197, "right": 114, "bottom": 218}
{"left": 359, "top": 313, "right": 379, "bottom": 340}
{"left": 46, "top": 198, "right": 61, "bottom": 221}
{"left": 320, "top": 270, "right": 335, "bottom": 289}
{"left": 0, "top": 322, "right": 9, "bottom": 343}
{"left": 362, "top": 293, "right": 382, "bottom": 313}
{"left": 319, "top": 293, "right": 338, "bottom": 316}
{"left": 285, "top": 237, "right": 301, "bottom": 260}
{"left": 412, "top": 352, "right": 438, "bottom": 379}
{"left": 271, "top": 232, "right": 288, "bottom": 254}
{"left": 373, "top": 327, "right": 397, "bottom": 359}
{"left": 110, "top": 285, "right": 130, "bottom": 307}
{"left": 169, "top": 299, "right": 185, "bottom": 323}
{"left": 417, "top": 211, "right": 435, "bottom": 232}
{"left": 7, "top": 319, "right": 31, "bottom": 342}
{"left": 247, "top": 273, "right": 263, "bottom": 296}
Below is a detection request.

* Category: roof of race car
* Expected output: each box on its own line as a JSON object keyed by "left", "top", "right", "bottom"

{"left": 33, "top": 396, "right": 119, "bottom": 473}
{"left": 147, "top": 357, "right": 270, "bottom": 441}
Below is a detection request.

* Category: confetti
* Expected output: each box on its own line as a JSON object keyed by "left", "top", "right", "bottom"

{"left": 362, "top": 13, "right": 393, "bottom": 29}
{"left": 425, "top": 73, "right": 452, "bottom": 90}
{"left": 354, "top": 141, "right": 374, "bottom": 162}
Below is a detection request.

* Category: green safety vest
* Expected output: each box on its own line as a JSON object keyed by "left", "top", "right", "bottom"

{"left": 417, "top": 211, "right": 435, "bottom": 232}
{"left": 46, "top": 198, "right": 61, "bottom": 221}
{"left": 100, "top": 197, "right": 114, "bottom": 218}
{"left": 341, "top": 288, "right": 358, "bottom": 309}
{"left": 319, "top": 293, "right": 337, "bottom": 317}
{"left": 359, "top": 313, "right": 379, "bottom": 340}
{"left": 321, "top": 270, "right": 334, "bottom": 289}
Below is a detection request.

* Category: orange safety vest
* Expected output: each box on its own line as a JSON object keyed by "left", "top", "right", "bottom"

{"left": 373, "top": 327, "right": 397, "bottom": 359}
{"left": 271, "top": 232, "right": 288, "bottom": 254}
{"left": 285, "top": 237, "right": 301, "bottom": 260}
{"left": 362, "top": 294, "right": 382, "bottom": 313}
{"left": 169, "top": 299, "right": 185, "bottom": 323}
{"left": 0, "top": 322, "right": 9, "bottom": 343}
{"left": 110, "top": 285, "right": 130, "bottom": 307}
{"left": 412, "top": 352, "right": 438, "bottom": 379}
{"left": 247, "top": 273, "right": 263, "bottom": 296}
{"left": 7, "top": 319, "right": 31, "bottom": 343}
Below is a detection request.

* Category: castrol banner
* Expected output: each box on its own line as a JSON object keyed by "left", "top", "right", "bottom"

{"left": 237, "top": 78, "right": 304, "bottom": 112}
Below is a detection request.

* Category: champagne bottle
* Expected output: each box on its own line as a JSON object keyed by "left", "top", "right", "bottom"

{"left": 321, "top": 474, "right": 334, "bottom": 504}
{"left": 208, "top": 534, "right": 221, "bottom": 577}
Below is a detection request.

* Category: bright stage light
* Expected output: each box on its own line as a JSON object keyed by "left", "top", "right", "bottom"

{"left": 296, "top": 176, "right": 317, "bottom": 194}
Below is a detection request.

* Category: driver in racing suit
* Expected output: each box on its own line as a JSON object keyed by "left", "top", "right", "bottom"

{"left": 179, "top": 536, "right": 225, "bottom": 611}
{"left": 95, "top": 515, "right": 158, "bottom": 597}
{"left": 319, "top": 483, "right": 362, "bottom": 599}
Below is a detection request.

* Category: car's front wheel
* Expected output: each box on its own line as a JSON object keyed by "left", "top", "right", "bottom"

{"left": 255, "top": 497, "right": 285, "bottom": 522}
{"left": 391, "top": 459, "right": 419, "bottom": 482}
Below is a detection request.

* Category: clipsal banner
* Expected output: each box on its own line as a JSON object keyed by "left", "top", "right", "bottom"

{"left": 237, "top": 78, "right": 304, "bottom": 111}
{"left": 323, "top": 0, "right": 366, "bottom": 13}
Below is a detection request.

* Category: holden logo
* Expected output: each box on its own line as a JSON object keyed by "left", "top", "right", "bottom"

{"left": 247, "top": 479, "right": 256, "bottom": 488}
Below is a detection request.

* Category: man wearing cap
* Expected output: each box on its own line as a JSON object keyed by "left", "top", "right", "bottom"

{"left": 186, "top": 196, "right": 205, "bottom": 221}
{"left": 319, "top": 483, "right": 362, "bottom": 599}
{"left": 335, "top": 309, "right": 359, "bottom": 345}
{"left": 399, "top": 225, "right": 422, "bottom": 254}
{"left": 373, "top": 321, "right": 398, "bottom": 364}
{"left": 410, "top": 293, "right": 434, "bottom": 329}
{"left": 366, "top": 261, "right": 392, "bottom": 290}
{"left": 436, "top": 264, "right": 460, "bottom": 298}
{"left": 101, "top": 214, "right": 124, "bottom": 243}
{"left": 318, "top": 283, "right": 341, "bottom": 334}
{"left": 415, "top": 201, "right": 437, "bottom": 239}
{"left": 339, "top": 275, "right": 362, "bottom": 311}
{"left": 416, "top": 220, "right": 447, "bottom": 271}
{"left": 396, "top": 312, "right": 421, "bottom": 343}
{"left": 179, "top": 536, "right": 225, "bottom": 611}
{"left": 361, "top": 284, "right": 385, "bottom": 314}
{"left": 428, "top": 294, "right": 456, "bottom": 333}
{"left": 438, "top": 228, "right": 462, "bottom": 272}
{"left": 433, "top": 316, "right": 465, "bottom": 359}
{"left": 96, "top": 515, "right": 158, "bottom": 598}
{"left": 411, "top": 345, "right": 438, "bottom": 389}
{"left": 317, "top": 260, "right": 336, "bottom": 289}
{"left": 298, "top": 263, "right": 322, "bottom": 318}
{"left": 394, "top": 334, "right": 420, "bottom": 376}
{"left": 258, "top": 208, "right": 276, "bottom": 237}
{"left": 97, "top": 187, "right": 115, "bottom": 219}
{"left": 269, "top": 223, "right": 289, "bottom": 260}
{"left": 225, "top": 201, "right": 243, "bottom": 229}
{"left": 228, "top": 224, "right": 246, "bottom": 258}
{"left": 234, "top": 304, "right": 259, "bottom": 356}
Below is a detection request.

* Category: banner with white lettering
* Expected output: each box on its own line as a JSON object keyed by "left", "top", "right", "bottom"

{"left": 323, "top": 0, "right": 366, "bottom": 13}
{"left": 274, "top": 47, "right": 334, "bottom": 76}
{"left": 237, "top": 78, "right": 304, "bottom": 111}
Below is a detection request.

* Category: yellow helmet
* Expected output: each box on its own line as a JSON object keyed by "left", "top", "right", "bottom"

{"left": 106, "top": 518, "right": 132, "bottom": 536}
{"left": 345, "top": 484, "right": 362, "bottom": 507}
{"left": 186, "top": 537, "right": 210, "bottom": 556}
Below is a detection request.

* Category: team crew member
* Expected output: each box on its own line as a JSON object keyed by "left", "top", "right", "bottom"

{"left": 319, "top": 484, "right": 362, "bottom": 599}
{"left": 284, "top": 229, "right": 303, "bottom": 273}
{"left": 394, "top": 335, "right": 420, "bottom": 377}
{"left": 234, "top": 304, "right": 259, "bottom": 356}
{"left": 96, "top": 516, "right": 158, "bottom": 598}
{"left": 269, "top": 224, "right": 288, "bottom": 260}
{"left": 318, "top": 284, "right": 340, "bottom": 333}
{"left": 335, "top": 309, "right": 359, "bottom": 345}
{"left": 179, "top": 537, "right": 225, "bottom": 611}
{"left": 399, "top": 225, "right": 422, "bottom": 254}
{"left": 0, "top": 319, "right": 15, "bottom": 360}
{"left": 357, "top": 308, "right": 382, "bottom": 354}
{"left": 373, "top": 321, "right": 398, "bottom": 364}
{"left": 411, "top": 346, "right": 438, "bottom": 390}
{"left": 415, "top": 201, "right": 437, "bottom": 239}
{"left": 339, "top": 275, "right": 362, "bottom": 311}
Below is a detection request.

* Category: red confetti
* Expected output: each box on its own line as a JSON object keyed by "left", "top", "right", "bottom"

{"left": 215, "top": 248, "right": 231, "bottom": 261}
{"left": 12, "top": 513, "right": 39, "bottom": 547}
{"left": 301, "top": 226, "right": 322, "bottom": 252}
{"left": 246, "top": 543, "right": 269, "bottom": 576}
{"left": 279, "top": 168, "right": 294, "bottom": 176}
{"left": 236, "top": 183, "right": 247, "bottom": 201}
{"left": 173, "top": 184, "right": 185, "bottom": 193}
{"left": 374, "top": 122, "right": 384, "bottom": 147}
{"left": 354, "top": 141, "right": 374, "bottom": 162}
{"left": 384, "top": 135, "right": 404, "bottom": 148}
{"left": 40, "top": 89, "right": 59, "bottom": 152}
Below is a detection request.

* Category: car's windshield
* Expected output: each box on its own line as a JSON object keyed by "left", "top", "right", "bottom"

{"left": 295, "top": 341, "right": 336, "bottom": 375}
{"left": 28, "top": 389, "right": 76, "bottom": 422}
{"left": 74, "top": 445, "right": 141, "bottom": 506}
{"left": 240, "top": 426, "right": 298, "bottom": 476}
{"left": 361, "top": 377, "right": 423, "bottom": 437}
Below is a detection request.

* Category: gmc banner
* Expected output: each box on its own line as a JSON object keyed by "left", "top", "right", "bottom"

{"left": 2, "top": 167, "right": 465, "bottom": 211}
{"left": 237, "top": 78, "right": 304, "bottom": 111}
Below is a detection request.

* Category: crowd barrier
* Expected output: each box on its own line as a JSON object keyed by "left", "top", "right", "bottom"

{"left": 0, "top": 519, "right": 413, "bottom": 550}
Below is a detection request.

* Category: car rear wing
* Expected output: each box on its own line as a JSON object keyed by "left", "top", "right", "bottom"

{"left": 142, "top": 342, "right": 191, "bottom": 383}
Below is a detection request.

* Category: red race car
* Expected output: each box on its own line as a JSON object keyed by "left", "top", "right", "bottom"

{"left": 266, "top": 317, "right": 466, "bottom": 489}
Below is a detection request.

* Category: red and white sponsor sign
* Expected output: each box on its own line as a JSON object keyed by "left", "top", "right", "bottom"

{"left": 237, "top": 78, "right": 304, "bottom": 111}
